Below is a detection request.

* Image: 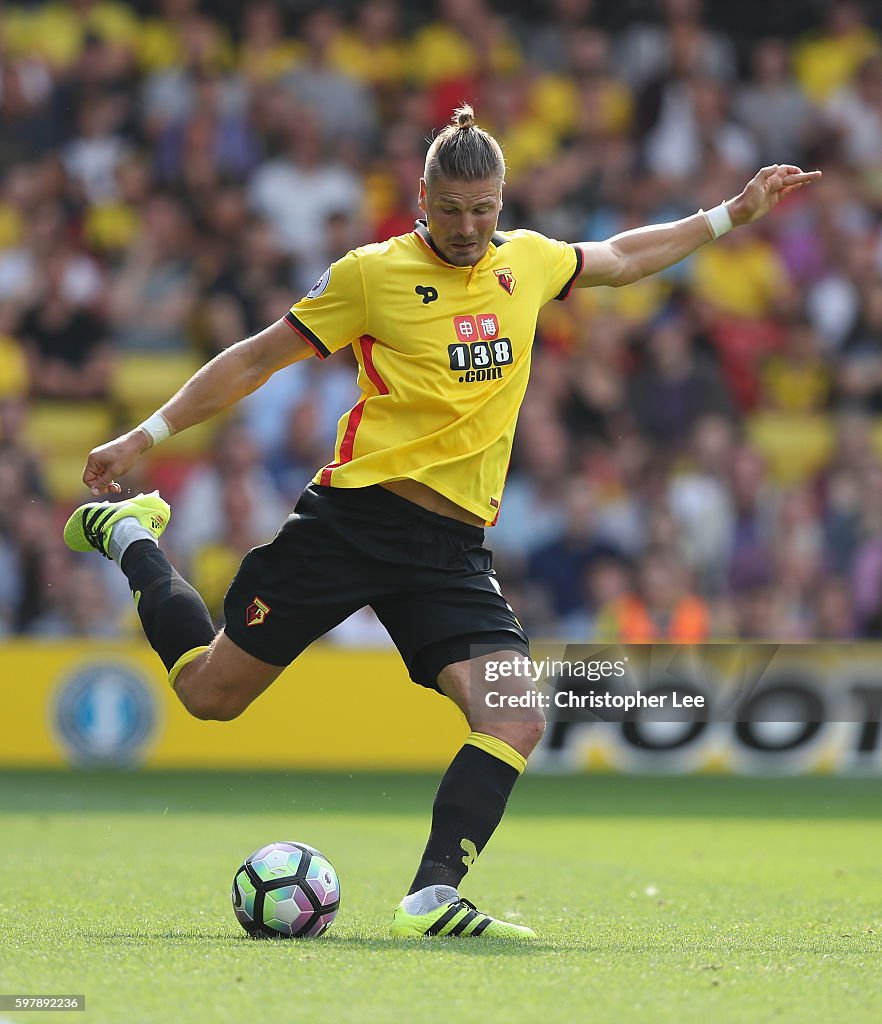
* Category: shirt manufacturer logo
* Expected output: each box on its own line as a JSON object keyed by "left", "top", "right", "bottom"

{"left": 415, "top": 285, "right": 439, "bottom": 304}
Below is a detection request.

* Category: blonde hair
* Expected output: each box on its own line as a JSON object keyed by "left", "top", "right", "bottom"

{"left": 424, "top": 104, "right": 505, "bottom": 188}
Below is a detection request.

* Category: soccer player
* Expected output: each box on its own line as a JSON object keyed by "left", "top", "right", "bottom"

{"left": 65, "top": 106, "right": 820, "bottom": 939}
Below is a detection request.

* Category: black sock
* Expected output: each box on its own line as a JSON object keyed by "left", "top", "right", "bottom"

{"left": 120, "top": 540, "right": 216, "bottom": 673}
{"left": 408, "top": 739, "right": 522, "bottom": 893}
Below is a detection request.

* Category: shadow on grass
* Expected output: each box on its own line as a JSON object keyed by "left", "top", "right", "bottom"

{"left": 77, "top": 929, "right": 240, "bottom": 943}
{"left": 320, "top": 935, "right": 575, "bottom": 955}
{"left": 63, "top": 926, "right": 876, "bottom": 958}
{"left": 1, "top": 771, "right": 880, "bottom": 819}
{"left": 73, "top": 928, "right": 573, "bottom": 955}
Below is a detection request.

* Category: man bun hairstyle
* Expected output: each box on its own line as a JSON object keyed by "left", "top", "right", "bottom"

{"left": 424, "top": 104, "right": 505, "bottom": 188}
{"left": 454, "top": 106, "right": 476, "bottom": 129}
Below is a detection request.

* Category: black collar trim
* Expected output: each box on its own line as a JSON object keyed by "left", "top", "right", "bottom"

{"left": 414, "top": 220, "right": 449, "bottom": 263}
{"left": 413, "top": 220, "right": 508, "bottom": 266}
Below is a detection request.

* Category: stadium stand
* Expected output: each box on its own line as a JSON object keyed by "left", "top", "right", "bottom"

{"left": 1, "top": 0, "right": 882, "bottom": 642}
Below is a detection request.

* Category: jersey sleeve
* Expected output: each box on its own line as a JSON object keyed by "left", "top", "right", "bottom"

{"left": 284, "top": 250, "right": 367, "bottom": 359}
{"left": 529, "top": 232, "right": 584, "bottom": 304}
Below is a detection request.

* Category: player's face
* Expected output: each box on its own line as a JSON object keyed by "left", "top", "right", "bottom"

{"left": 419, "top": 175, "right": 503, "bottom": 266}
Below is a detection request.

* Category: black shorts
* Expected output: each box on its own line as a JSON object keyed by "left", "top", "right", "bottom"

{"left": 223, "top": 484, "right": 530, "bottom": 688}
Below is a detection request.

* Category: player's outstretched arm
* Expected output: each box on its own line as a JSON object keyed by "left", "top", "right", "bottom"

{"left": 574, "top": 164, "right": 822, "bottom": 289}
{"left": 83, "top": 319, "right": 313, "bottom": 496}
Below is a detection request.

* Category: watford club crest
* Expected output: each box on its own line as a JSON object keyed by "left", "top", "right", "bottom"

{"left": 246, "top": 596, "right": 271, "bottom": 627}
{"left": 495, "top": 267, "right": 516, "bottom": 295}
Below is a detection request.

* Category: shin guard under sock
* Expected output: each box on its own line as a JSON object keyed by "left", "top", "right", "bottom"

{"left": 408, "top": 733, "right": 526, "bottom": 893}
{"left": 120, "top": 540, "right": 216, "bottom": 676}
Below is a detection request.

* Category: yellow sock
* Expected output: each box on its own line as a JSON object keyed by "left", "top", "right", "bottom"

{"left": 464, "top": 731, "right": 527, "bottom": 774}
{"left": 168, "top": 645, "right": 210, "bottom": 689}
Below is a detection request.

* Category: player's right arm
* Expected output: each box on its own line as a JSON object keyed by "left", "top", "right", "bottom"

{"left": 83, "top": 319, "right": 314, "bottom": 496}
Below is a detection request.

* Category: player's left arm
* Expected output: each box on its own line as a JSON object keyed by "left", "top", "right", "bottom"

{"left": 574, "top": 164, "right": 822, "bottom": 289}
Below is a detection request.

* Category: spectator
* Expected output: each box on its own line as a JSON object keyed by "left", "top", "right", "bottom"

{"left": 643, "top": 74, "right": 757, "bottom": 181}
{"left": 108, "top": 194, "right": 198, "bottom": 352}
{"left": 758, "top": 316, "right": 831, "bottom": 415}
{"left": 171, "top": 419, "right": 288, "bottom": 567}
{"left": 824, "top": 53, "right": 882, "bottom": 173}
{"left": 491, "top": 412, "right": 572, "bottom": 560}
{"left": 17, "top": 251, "right": 111, "bottom": 400}
{"left": 813, "top": 575, "right": 855, "bottom": 638}
{"left": 793, "top": 0, "right": 879, "bottom": 104}
{"left": 628, "top": 313, "right": 734, "bottom": 446}
{"left": 247, "top": 113, "right": 364, "bottom": 293}
{"left": 595, "top": 548, "right": 710, "bottom": 642}
{"left": 63, "top": 94, "right": 131, "bottom": 204}
{"left": 190, "top": 476, "right": 271, "bottom": 621}
{"left": 526, "top": 0, "right": 595, "bottom": 73}
{"left": 616, "top": 0, "right": 735, "bottom": 91}
{"left": 527, "top": 479, "right": 624, "bottom": 621}
{"left": 667, "top": 414, "right": 736, "bottom": 593}
{"left": 727, "top": 443, "right": 776, "bottom": 592}
{"left": 735, "top": 38, "right": 816, "bottom": 165}
{"left": 330, "top": 0, "right": 408, "bottom": 89}
{"left": 280, "top": 8, "right": 378, "bottom": 148}
{"left": 238, "top": 2, "right": 301, "bottom": 84}
{"left": 561, "top": 315, "right": 632, "bottom": 445}
{"left": 690, "top": 214, "right": 792, "bottom": 320}
{"left": 28, "top": 558, "right": 128, "bottom": 637}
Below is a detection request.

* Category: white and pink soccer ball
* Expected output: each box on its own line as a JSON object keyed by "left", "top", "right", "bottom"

{"left": 232, "top": 841, "right": 340, "bottom": 938}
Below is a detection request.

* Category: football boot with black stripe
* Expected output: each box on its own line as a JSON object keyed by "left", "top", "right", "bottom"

{"left": 390, "top": 895, "right": 536, "bottom": 939}
{"left": 63, "top": 490, "right": 170, "bottom": 558}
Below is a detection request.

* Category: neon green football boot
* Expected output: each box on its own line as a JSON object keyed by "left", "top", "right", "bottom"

{"left": 390, "top": 893, "right": 536, "bottom": 939}
{"left": 63, "top": 490, "right": 171, "bottom": 559}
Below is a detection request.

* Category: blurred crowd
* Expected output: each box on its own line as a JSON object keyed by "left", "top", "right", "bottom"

{"left": 3, "top": 0, "right": 882, "bottom": 643}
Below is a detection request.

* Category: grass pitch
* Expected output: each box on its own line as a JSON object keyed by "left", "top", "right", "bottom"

{"left": 1, "top": 771, "right": 880, "bottom": 1024}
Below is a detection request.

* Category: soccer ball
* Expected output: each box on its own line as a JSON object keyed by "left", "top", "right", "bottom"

{"left": 232, "top": 841, "right": 341, "bottom": 938}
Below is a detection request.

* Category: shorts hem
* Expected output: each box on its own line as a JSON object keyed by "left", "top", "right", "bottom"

{"left": 220, "top": 626, "right": 293, "bottom": 668}
{"left": 409, "top": 629, "right": 531, "bottom": 690}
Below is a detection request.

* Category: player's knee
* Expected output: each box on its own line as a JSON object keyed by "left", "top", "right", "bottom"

{"left": 189, "top": 697, "right": 244, "bottom": 722}
{"left": 516, "top": 712, "right": 546, "bottom": 754}
{"left": 488, "top": 709, "right": 545, "bottom": 758}
{"left": 176, "top": 678, "right": 246, "bottom": 722}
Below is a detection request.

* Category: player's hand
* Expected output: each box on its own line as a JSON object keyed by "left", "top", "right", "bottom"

{"left": 728, "top": 164, "right": 822, "bottom": 227}
{"left": 83, "top": 429, "right": 151, "bottom": 496}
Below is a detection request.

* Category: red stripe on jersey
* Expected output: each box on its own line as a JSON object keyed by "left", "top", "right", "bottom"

{"left": 339, "top": 400, "right": 365, "bottom": 463}
{"left": 319, "top": 337, "right": 384, "bottom": 486}
{"left": 319, "top": 399, "right": 366, "bottom": 486}
{"left": 360, "top": 336, "right": 389, "bottom": 395}
{"left": 489, "top": 458, "right": 511, "bottom": 526}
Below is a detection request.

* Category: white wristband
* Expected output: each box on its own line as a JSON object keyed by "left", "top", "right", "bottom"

{"left": 702, "top": 202, "right": 733, "bottom": 240}
{"left": 138, "top": 412, "right": 173, "bottom": 447}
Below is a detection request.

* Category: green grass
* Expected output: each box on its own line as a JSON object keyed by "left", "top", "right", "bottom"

{"left": 1, "top": 772, "right": 880, "bottom": 1024}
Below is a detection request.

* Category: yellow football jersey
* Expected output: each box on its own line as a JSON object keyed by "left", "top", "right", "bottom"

{"left": 285, "top": 222, "right": 583, "bottom": 523}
